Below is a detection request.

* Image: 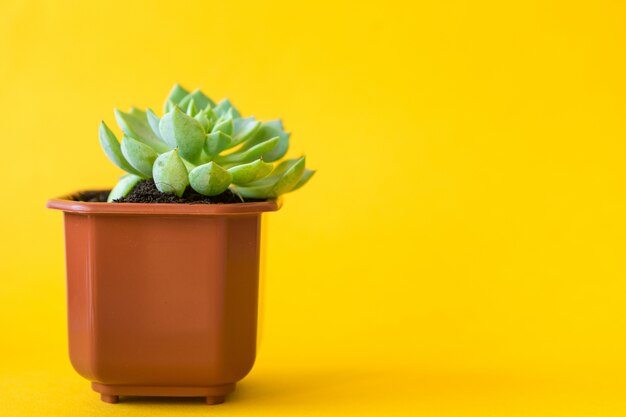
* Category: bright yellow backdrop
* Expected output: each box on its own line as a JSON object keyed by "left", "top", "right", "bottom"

{"left": 2, "top": 1, "right": 626, "bottom": 416}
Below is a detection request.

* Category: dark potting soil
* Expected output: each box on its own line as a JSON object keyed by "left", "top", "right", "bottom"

{"left": 113, "top": 179, "right": 265, "bottom": 204}
{"left": 72, "top": 190, "right": 110, "bottom": 202}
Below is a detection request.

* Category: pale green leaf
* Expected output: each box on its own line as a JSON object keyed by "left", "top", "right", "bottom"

{"left": 212, "top": 117, "right": 233, "bottom": 136}
{"left": 181, "top": 158, "right": 197, "bottom": 172}
{"left": 270, "top": 156, "right": 306, "bottom": 195}
{"left": 205, "top": 131, "right": 232, "bottom": 156}
{"left": 271, "top": 158, "right": 300, "bottom": 177}
{"left": 159, "top": 107, "right": 205, "bottom": 163}
{"left": 164, "top": 101, "right": 174, "bottom": 113}
{"left": 152, "top": 149, "right": 189, "bottom": 197}
{"left": 264, "top": 119, "right": 284, "bottom": 130}
{"left": 189, "top": 162, "right": 233, "bottom": 196}
{"left": 107, "top": 174, "right": 142, "bottom": 202}
{"left": 129, "top": 107, "right": 146, "bottom": 120}
{"left": 114, "top": 109, "right": 169, "bottom": 152}
{"left": 120, "top": 135, "right": 158, "bottom": 178}
{"left": 233, "top": 184, "right": 273, "bottom": 199}
{"left": 242, "top": 159, "right": 298, "bottom": 188}
{"left": 290, "top": 169, "right": 315, "bottom": 191}
{"left": 230, "top": 117, "right": 261, "bottom": 147}
{"left": 157, "top": 109, "right": 178, "bottom": 148}
{"left": 213, "top": 99, "right": 240, "bottom": 118}
{"left": 205, "top": 106, "right": 218, "bottom": 123}
{"left": 98, "top": 122, "right": 143, "bottom": 176}
{"left": 228, "top": 159, "right": 273, "bottom": 185}
{"left": 235, "top": 157, "right": 306, "bottom": 198}
{"left": 179, "top": 89, "right": 215, "bottom": 110}
{"left": 186, "top": 98, "right": 198, "bottom": 116}
{"left": 163, "top": 84, "right": 189, "bottom": 112}
{"left": 239, "top": 120, "right": 289, "bottom": 162}
{"left": 194, "top": 112, "right": 210, "bottom": 131}
{"left": 216, "top": 136, "right": 279, "bottom": 164}
{"left": 146, "top": 108, "right": 163, "bottom": 140}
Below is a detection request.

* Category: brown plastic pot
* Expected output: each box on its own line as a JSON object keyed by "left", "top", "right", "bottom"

{"left": 46, "top": 192, "right": 280, "bottom": 404}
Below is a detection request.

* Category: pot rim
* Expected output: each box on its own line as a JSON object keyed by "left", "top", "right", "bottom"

{"left": 47, "top": 190, "right": 281, "bottom": 215}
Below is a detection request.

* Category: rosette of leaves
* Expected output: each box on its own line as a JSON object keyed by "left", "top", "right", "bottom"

{"left": 99, "top": 84, "right": 314, "bottom": 202}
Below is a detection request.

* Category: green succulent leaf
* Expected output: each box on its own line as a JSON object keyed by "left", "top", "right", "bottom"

{"left": 271, "top": 158, "right": 300, "bottom": 176}
{"left": 228, "top": 159, "right": 273, "bottom": 185}
{"left": 98, "top": 122, "right": 143, "bottom": 176}
{"left": 120, "top": 135, "right": 158, "bottom": 178}
{"left": 272, "top": 156, "right": 306, "bottom": 195}
{"left": 159, "top": 107, "right": 205, "bottom": 163}
{"left": 163, "top": 84, "right": 190, "bottom": 112}
{"left": 146, "top": 108, "right": 163, "bottom": 140}
{"left": 179, "top": 89, "right": 215, "bottom": 110}
{"left": 205, "top": 131, "right": 232, "bottom": 156}
{"left": 212, "top": 117, "right": 234, "bottom": 136}
{"left": 198, "top": 108, "right": 217, "bottom": 132}
{"left": 194, "top": 111, "right": 210, "bottom": 131}
{"left": 157, "top": 109, "right": 178, "bottom": 148}
{"left": 235, "top": 157, "right": 306, "bottom": 198}
{"left": 248, "top": 158, "right": 299, "bottom": 187}
{"left": 239, "top": 121, "right": 289, "bottom": 162}
{"left": 216, "top": 136, "right": 280, "bottom": 165}
{"left": 241, "top": 159, "right": 314, "bottom": 191}
{"left": 152, "top": 149, "right": 189, "bottom": 197}
{"left": 114, "top": 109, "right": 169, "bottom": 153}
{"left": 290, "top": 169, "right": 316, "bottom": 191}
{"left": 231, "top": 117, "right": 261, "bottom": 147}
{"left": 129, "top": 107, "right": 146, "bottom": 120}
{"left": 185, "top": 98, "right": 198, "bottom": 116}
{"left": 107, "top": 174, "right": 142, "bottom": 202}
{"left": 189, "top": 162, "right": 233, "bottom": 196}
{"left": 264, "top": 119, "right": 284, "bottom": 130}
{"left": 205, "top": 106, "right": 218, "bottom": 122}
{"left": 260, "top": 134, "right": 289, "bottom": 162}
{"left": 191, "top": 89, "right": 215, "bottom": 109}
{"left": 213, "top": 99, "right": 240, "bottom": 118}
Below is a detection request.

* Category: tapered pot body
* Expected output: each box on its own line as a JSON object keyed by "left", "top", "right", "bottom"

{"left": 47, "top": 195, "right": 279, "bottom": 403}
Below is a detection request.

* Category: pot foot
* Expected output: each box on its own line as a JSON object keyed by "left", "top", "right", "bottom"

{"left": 92, "top": 382, "right": 236, "bottom": 404}
{"left": 206, "top": 395, "right": 226, "bottom": 405}
{"left": 101, "top": 394, "right": 119, "bottom": 404}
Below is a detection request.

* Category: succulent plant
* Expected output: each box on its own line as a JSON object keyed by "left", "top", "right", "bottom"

{"left": 100, "top": 84, "right": 314, "bottom": 202}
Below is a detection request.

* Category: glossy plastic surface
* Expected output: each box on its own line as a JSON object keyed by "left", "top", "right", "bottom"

{"left": 46, "top": 194, "right": 280, "bottom": 404}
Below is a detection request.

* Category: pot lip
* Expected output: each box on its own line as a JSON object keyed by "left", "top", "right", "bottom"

{"left": 46, "top": 190, "right": 282, "bottom": 215}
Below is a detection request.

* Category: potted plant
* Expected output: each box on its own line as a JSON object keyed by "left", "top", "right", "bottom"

{"left": 46, "top": 85, "right": 314, "bottom": 405}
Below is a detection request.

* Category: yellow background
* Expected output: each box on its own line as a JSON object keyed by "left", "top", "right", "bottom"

{"left": 1, "top": 1, "right": 626, "bottom": 415}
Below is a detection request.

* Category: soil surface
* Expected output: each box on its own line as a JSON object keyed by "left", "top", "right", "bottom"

{"left": 113, "top": 179, "right": 265, "bottom": 204}
{"left": 72, "top": 190, "right": 110, "bottom": 202}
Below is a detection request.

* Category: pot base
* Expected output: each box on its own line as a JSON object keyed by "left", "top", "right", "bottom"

{"left": 92, "top": 382, "right": 236, "bottom": 405}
